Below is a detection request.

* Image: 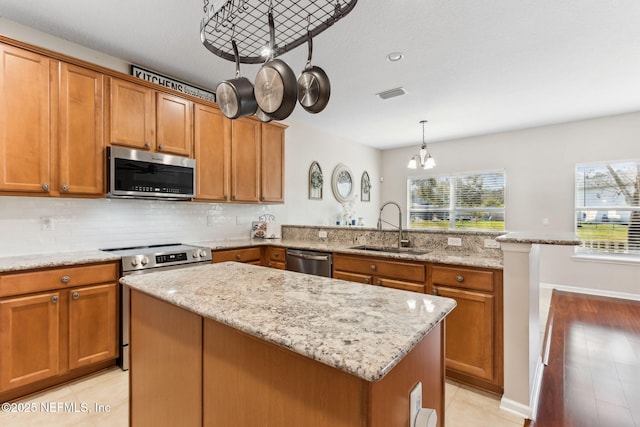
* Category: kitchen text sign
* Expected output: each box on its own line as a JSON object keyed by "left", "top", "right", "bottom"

{"left": 131, "top": 65, "right": 216, "bottom": 102}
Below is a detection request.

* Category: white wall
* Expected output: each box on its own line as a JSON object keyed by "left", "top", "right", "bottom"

{"left": 0, "top": 20, "right": 382, "bottom": 256}
{"left": 381, "top": 112, "right": 640, "bottom": 296}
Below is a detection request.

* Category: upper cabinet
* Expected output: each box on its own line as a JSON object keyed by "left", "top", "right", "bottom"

{"left": 194, "top": 103, "right": 230, "bottom": 201}
{"left": 108, "top": 77, "right": 192, "bottom": 157}
{"left": 230, "top": 118, "right": 262, "bottom": 202}
{"left": 0, "top": 44, "right": 104, "bottom": 197}
{"left": 0, "top": 45, "right": 51, "bottom": 194}
{"left": 261, "top": 123, "right": 285, "bottom": 203}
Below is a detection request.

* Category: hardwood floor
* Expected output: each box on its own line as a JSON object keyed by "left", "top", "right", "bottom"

{"left": 532, "top": 290, "right": 640, "bottom": 427}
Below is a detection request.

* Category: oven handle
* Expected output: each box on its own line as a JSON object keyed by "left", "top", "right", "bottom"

{"left": 287, "top": 252, "right": 330, "bottom": 261}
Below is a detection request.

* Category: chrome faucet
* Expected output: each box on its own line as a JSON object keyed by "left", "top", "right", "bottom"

{"left": 377, "top": 201, "right": 407, "bottom": 249}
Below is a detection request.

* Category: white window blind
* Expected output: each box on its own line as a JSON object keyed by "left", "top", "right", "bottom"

{"left": 575, "top": 161, "right": 640, "bottom": 255}
{"left": 408, "top": 170, "right": 505, "bottom": 231}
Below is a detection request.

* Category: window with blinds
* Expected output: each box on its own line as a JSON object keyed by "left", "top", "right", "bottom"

{"left": 408, "top": 170, "right": 505, "bottom": 230}
{"left": 575, "top": 161, "right": 640, "bottom": 255}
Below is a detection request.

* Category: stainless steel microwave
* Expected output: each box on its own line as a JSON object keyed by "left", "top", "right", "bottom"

{"left": 107, "top": 147, "right": 196, "bottom": 200}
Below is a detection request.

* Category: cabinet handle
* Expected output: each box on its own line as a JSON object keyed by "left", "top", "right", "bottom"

{"left": 365, "top": 278, "right": 370, "bottom": 284}
{"left": 262, "top": 196, "right": 266, "bottom": 201}
{"left": 224, "top": 194, "right": 229, "bottom": 201}
{"left": 72, "top": 291, "right": 79, "bottom": 300}
{"left": 61, "top": 276, "right": 71, "bottom": 283}
{"left": 432, "top": 289, "right": 438, "bottom": 296}
{"left": 273, "top": 252, "right": 279, "bottom": 257}
{"left": 232, "top": 195, "right": 237, "bottom": 201}
{"left": 144, "top": 142, "right": 151, "bottom": 149}
{"left": 375, "top": 279, "right": 382, "bottom": 286}
{"left": 158, "top": 144, "right": 164, "bottom": 150}
{"left": 370, "top": 264, "right": 376, "bottom": 271}
{"left": 268, "top": 262, "right": 273, "bottom": 267}
{"left": 61, "top": 184, "right": 69, "bottom": 192}
{"left": 235, "top": 254, "right": 241, "bottom": 260}
{"left": 42, "top": 183, "right": 49, "bottom": 191}
{"left": 456, "top": 275, "right": 464, "bottom": 282}
{"left": 51, "top": 295, "right": 59, "bottom": 304}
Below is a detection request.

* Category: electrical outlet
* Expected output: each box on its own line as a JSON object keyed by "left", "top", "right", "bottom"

{"left": 409, "top": 381, "right": 422, "bottom": 427}
{"left": 447, "top": 237, "right": 462, "bottom": 246}
{"left": 484, "top": 239, "right": 500, "bottom": 249}
{"left": 318, "top": 230, "right": 328, "bottom": 238}
{"left": 41, "top": 217, "right": 54, "bottom": 231}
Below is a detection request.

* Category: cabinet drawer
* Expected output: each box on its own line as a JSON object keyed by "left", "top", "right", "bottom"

{"left": 378, "top": 278, "right": 425, "bottom": 294}
{"left": 0, "top": 263, "right": 118, "bottom": 297}
{"left": 265, "top": 247, "right": 285, "bottom": 262}
{"left": 333, "top": 270, "right": 372, "bottom": 285}
{"left": 265, "top": 261, "right": 285, "bottom": 270}
{"left": 333, "top": 255, "right": 425, "bottom": 283}
{"left": 212, "top": 247, "right": 262, "bottom": 263}
{"left": 430, "top": 265, "right": 494, "bottom": 292}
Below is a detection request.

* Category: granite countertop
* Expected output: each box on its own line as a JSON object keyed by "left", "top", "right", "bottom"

{"left": 0, "top": 250, "right": 120, "bottom": 273}
{"left": 495, "top": 232, "right": 580, "bottom": 245}
{"left": 121, "top": 262, "right": 456, "bottom": 382}
{"left": 194, "top": 237, "right": 504, "bottom": 269}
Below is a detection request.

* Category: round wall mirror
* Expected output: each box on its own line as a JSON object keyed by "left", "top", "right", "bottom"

{"left": 331, "top": 163, "right": 354, "bottom": 203}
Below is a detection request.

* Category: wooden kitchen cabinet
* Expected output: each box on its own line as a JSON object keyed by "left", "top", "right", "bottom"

{"left": 230, "top": 118, "right": 262, "bottom": 202}
{"left": 0, "top": 44, "right": 51, "bottom": 194}
{"left": 194, "top": 103, "right": 230, "bottom": 201}
{"left": 0, "top": 262, "right": 119, "bottom": 400}
{"left": 108, "top": 77, "right": 193, "bottom": 156}
{"left": 263, "top": 246, "right": 286, "bottom": 269}
{"left": 212, "top": 247, "right": 262, "bottom": 265}
{"left": 428, "top": 264, "right": 503, "bottom": 393}
{"left": 333, "top": 254, "right": 426, "bottom": 293}
{"left": 260, "top": 122, "right": 285, "bottom": 202}
{"left": 0, "top": 44, "right": 105, "bottom": 197}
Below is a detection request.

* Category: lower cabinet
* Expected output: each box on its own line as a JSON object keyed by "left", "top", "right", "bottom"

{"left": 428, "top": 264, "right": 503, "bottom": 394}
{"left": 212, "top": 247, "right": 262, "bottom": 265}
{"left": 263, "top": 246, "right": 286, "bottom": 269}
{"left": 0, "top": 262, "right": 118, "bottom": 399}
{"left": 333, "top": 253, "right": 426, "bottom": 293}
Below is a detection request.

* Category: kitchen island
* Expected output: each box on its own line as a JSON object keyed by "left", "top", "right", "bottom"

{"left": 121, "top": 262, "right": 456, "bottom": 427}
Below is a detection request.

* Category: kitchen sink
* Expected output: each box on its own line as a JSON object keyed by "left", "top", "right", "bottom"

{"left": 349, "top": 245, "right": 430, "bottom": 255}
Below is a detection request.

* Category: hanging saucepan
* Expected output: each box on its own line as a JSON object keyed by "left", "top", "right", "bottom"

{"left": 216, "top": 40, "right": 257, "bottom": 119}
{"left": 297, "top": 30, "right": 331, "bottom": 113}
{"left": 254, "top": 12, "right": 297, "bottom": 120}
{"left": 255, "top": 107, "right": 272, "bottom": 123}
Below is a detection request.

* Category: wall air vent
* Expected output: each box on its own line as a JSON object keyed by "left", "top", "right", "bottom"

{"left": 376, "top": 87, "right": 406, "bottom": 100}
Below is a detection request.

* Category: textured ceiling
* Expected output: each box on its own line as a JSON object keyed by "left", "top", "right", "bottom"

{"left": 2, "top": 0, "right": 640, "bottom": 149}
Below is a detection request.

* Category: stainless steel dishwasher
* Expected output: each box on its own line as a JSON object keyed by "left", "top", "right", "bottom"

{"left": 285, "top": 248, "right": 333, "bottom": 277}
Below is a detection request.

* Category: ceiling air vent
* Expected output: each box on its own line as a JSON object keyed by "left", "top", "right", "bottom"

{"left": 376, "top": 87, "right": 406, "bottom": 100}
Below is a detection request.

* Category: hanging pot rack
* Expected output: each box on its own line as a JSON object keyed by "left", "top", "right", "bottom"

{"left": 201, "top": 0, "right": 358, "bottom": 64}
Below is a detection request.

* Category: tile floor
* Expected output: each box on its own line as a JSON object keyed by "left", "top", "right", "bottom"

{"left": 2, "top": 289, "right": 556, "bottom": 427}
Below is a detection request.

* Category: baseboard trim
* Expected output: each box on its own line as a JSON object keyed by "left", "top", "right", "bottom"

{"left": 500, "top": 397, "right": 532, "bottom": 419}
{"left": 540, "top": 282, "right": 640, "bottom": 302}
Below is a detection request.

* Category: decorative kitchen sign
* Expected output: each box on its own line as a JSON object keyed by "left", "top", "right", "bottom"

{"left": 361, "top": 171, "right": 371, "bottom": 202}
{"left": 131, "top": 65, "right": 216, "bottom": 102}
{"left": 309, "top": 161, "right": 323, "bottom": 200}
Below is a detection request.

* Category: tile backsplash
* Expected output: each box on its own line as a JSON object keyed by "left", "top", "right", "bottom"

{"left": 0, "top": 196, "right": 286, "bottom": 256}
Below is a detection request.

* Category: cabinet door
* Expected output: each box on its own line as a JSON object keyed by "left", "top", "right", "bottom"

{"left": 0, "top": 45, "right": 51, "bottom": 194}
{"left": 0, "top": 292, "right": 60, "bottom": 391}
{"left": 58, "top": 63, "right": 105, "bottom": 195}
{"left": 433, "top": 285, "right": 495, "bottom": 381}
{"left": 230, "top": 118, "right": 261, "bottom": 202}
{"left": 194, "top": 103, "right": 230, "bottom": 201}
{"left": 333, "top": 270, "right": 372, "bottom": 285}
{"left": 260, "top": 123, "right": 285, "bottom": 202}
{"left": 68, "top": 283, "right": 117, "bottom": 370}
{"left": 109, "top": 77, "right": 155, "bottom": 150}
{"left": 156, "top": 92, "right": 192, "bottom": 156}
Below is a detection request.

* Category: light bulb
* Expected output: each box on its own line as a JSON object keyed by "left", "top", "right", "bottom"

{"left": 407, "top": 157, "right": 418, "bottom": 169}
{"left": 424, "top": 154, "right": 436, "bottom": 169}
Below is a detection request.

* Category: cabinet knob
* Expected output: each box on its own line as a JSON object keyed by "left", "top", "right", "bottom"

{"left": 72, "top": 291, "right": 79, "bottom": 300}
{"left": 61, "top": 184, "right": 69, "bottom": 192}
{"left": 268, "top": 262, "right": 273, "bottom": 267}
{"left": 456, "top": 275, "right": 464, "bottom": 282}
{"left": 365, "top": 278, "right": 370, "bottom": 284}
{"left": 51, "top": 295, "right": 59, "bottom": 304}
{"left": 232, "top": 195, "right": 237, "bottom": 200}
{"left": 235, "top": 254, "right": 241, "bottom": 260}
{"left": 144, "top": 142, "right": 151, "bottom": 149}
{"left": 273, "top": 252, "right": 279, "bottom": 257}
{"left": 432, "top": 289, "right": 438, "bottom": 296}
{"left": 61, "top": 275, "right": 71, "bottom": 283}
{"left": 375, "top": 279, "right": 382, "bottom": 286}
{"left": 369, "top": 264, "right": 376, "bottom": 271}
{"left": 262, "top": 196, "right": 266, "bottom": 201}
{"left": 42, "top": 183, "right": 49, "bottom": 191}
{"left": 224, "top": 194, "right": 229, "bottom": 201}
{"left": 158, "top": 144, "right": 164, "bottom": 150}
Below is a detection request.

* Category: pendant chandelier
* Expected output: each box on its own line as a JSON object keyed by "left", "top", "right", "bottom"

{"left": 407, "top": 120, "right": 436, "bottom": 170}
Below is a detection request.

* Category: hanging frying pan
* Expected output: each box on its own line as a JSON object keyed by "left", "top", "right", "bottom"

{"left": 254, "top": 12, "right": 297, "bottom": 120}
{"left": 255, "top": 107, "right": 273, "bottom": 123}
{"left": 297, "top": 30, "right": 331, "bottom": 113}
{"left": 216, "top": 40, "right": 257, "bottom": 119}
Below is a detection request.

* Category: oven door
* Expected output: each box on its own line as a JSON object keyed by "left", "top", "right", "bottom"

{"left": 108, "top": 146, "right": 196, "bottom": 200}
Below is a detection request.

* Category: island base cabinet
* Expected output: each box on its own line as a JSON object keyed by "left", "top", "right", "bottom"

{"left": 203, "top": 319, "right": 445, "bottom": 427}
{"left": 130, "top": 290, "right": 202, "bottom": 427}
